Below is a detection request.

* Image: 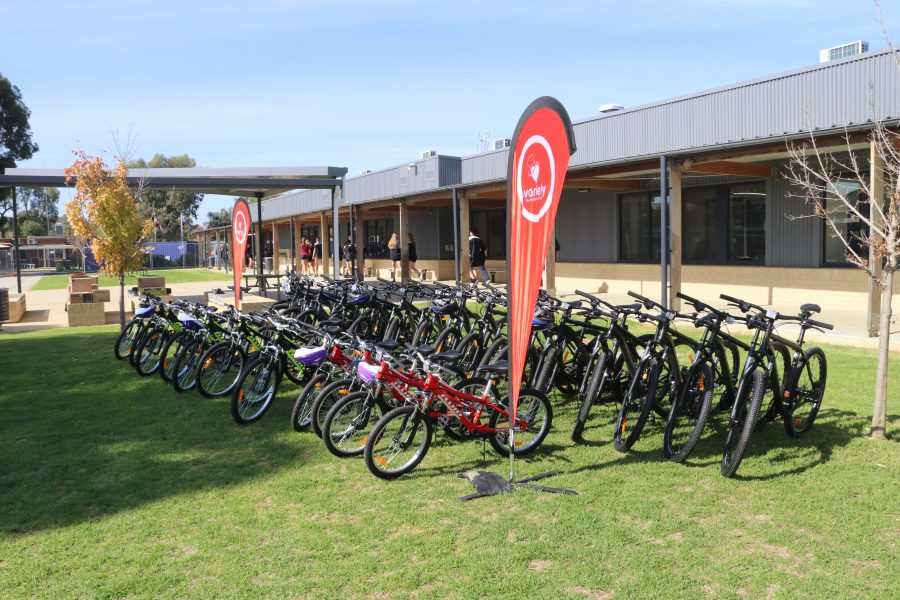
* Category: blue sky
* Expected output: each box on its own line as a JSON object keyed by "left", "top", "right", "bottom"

{"left": 4, "top": 0, "right": 898, "bottom": 221}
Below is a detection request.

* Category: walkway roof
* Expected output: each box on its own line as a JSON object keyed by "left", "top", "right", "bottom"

{"left": 0, "top": 166, "right": 348, "bottom": 197}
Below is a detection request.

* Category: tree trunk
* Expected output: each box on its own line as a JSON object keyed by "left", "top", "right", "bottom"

{"left": 871, "top": 268, "right": 893, "bottom": 440}
{"left": 119, "top": 270, "right": 126, "bottom": 331}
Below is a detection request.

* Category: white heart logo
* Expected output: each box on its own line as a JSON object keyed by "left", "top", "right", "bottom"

{"left": 529, "top": 163, "right": 540, "bottom": 183}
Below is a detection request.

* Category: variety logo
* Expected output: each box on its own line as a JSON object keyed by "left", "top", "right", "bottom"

{"left": 234, "top": 211, "right": 248, "bottom": 245}
{"left": 516, "top": 134, "right": 555, "bottom": 223}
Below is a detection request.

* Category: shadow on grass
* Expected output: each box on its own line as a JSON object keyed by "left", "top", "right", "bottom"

{"left": 0, "top": 329, "right": 309, "bottom": 535}
{"left": 671, "top": 407, "right": 866, "bottom": 479}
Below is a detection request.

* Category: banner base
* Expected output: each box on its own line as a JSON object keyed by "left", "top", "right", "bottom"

{"left": 457, "top": 470, "right": 578, "bottom": 501}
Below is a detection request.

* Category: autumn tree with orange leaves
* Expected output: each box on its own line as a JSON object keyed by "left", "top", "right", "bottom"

{"left": 65, "top": 150, "right": 153, "bottom": 329}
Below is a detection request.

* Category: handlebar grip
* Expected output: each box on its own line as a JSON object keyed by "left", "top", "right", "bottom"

{"left": 808, "top": 318, "right": 834, "bottom": 331}
{"left": 676, "top": 291, "right": 708, "bottom": 311}
{"left": 719, "top": 293, "right": 744, "bottom": 305}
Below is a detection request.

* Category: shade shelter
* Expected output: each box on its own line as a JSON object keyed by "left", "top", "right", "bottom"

{"left": 0, "top": 166, "right": 348, "bottom": 293}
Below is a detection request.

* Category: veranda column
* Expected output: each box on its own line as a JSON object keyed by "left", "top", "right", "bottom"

{"left": 669, "top": 165, "right": 683, "bottom": 310}
{"left": 320, "top": 210, "right": 330, "bottom": 277}
{"left": 868, "top": 139, "right": 884, "bottom": 337}
{"left": 354, "top": 206, "right": 365, "bottom": 278}
{"left": 272, "top": 221, "right": 281, "bottom": 273}
{"left": 293, "top": 217, "right": 303, "bottom": 272}
{"left": 398, "top": 201, "right": 409, "bottom": 280}
{"left": 459, "top": 192, "right": 471, "bottom": 280}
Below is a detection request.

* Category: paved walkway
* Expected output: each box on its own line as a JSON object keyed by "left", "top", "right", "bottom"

{"left": 2, "top": 273, "right": 897, "bottom": 350}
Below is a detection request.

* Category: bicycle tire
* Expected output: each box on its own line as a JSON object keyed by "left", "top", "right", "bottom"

{"left": 487, "top": 388, "right": 552, "bottom": 456}
{"left": 322, "top": 391, "right": 386, "bottom": 458}
{"left": 364, "top": 405, "right": 433, "bottom": 479}
{"left": 231, "top": 355, "right": 282, "bottom": 425}
{"left": 433, "top": 326, "right": 461, "bottom": 354}
{"left": 721, "top": 369, "right": 765, "bottom": 477}
{"left": 572, "top": 351, "right": 609, "bottom": 443}
{"left": 134, "top": 325, "right": 168, "bottom": 377}
{"left": 783, "top": 347, "right": 827, "bottom": 437}
{"left": 663, "top": 362, "right": 713, "bottom": 462}
{"left": 172, "top": 339, "right": 204, "bottom": 393}
{"left": 311, "top": 377, "right": 354, "bottom": 438}
{"left": 114, "top": 320, "right": 143, "bottom": 360}
{"left": 159, "top": 332, "right": 188, "bottom": 383}
{"left": 196, "top": 341, "right": 246, "bottom": 398}
{"left": 291, "top": 371, "right": 329, "bottom": 431}
{"left": 612, "top": 357, "right": 658, "bottom": 452}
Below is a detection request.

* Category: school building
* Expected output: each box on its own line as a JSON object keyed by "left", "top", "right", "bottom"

{"left": 196, "top": 47, "right": 900, "bottom": 335}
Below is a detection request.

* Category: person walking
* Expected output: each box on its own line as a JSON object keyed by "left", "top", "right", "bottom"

{"left": 388, "top": 233, "right": 401, "bottom": 280}
{"left": 342, "top": 238, "right": 356, "bottom": 277}
{"left": 312, "top": 237, "right": 322, "bottom": 275}
{"left": 301, "top": 238, "right": 313, "bottom": 275}
{"left": 468, "top": 227, "right": 489, "bottom": 284}
{"left": 407, "top": 233, "right": 422, "bottom": 279}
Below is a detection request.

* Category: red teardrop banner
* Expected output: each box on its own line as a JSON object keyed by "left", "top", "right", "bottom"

{"left": 232, "top": 198, "right": 251, "bottom": 309}
{"left": 506, "top": 98, "right": 576, "bottom": 431}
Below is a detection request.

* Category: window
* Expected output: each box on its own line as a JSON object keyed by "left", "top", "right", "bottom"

{"left": 470, "top": 208, "right": 507, "bottom": 259}
{"left": 363, "top": 218, "right": 394, "bottom": 258}
{"left": 619, "top": 193, "right": 661, "bottom": 262}
{"left": 618, "top": 181, "right": 766, "bottom": 265}
{"left": 683, "top": 187, "right": 718, "bottom": 263}
{"left": 729, "top": 183, "right": 766, "bottom": 262}
{"left": 823, "top": 180, "right": 869, "bottom": 265}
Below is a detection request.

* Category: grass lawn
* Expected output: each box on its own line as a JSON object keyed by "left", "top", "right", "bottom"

{"left": 30, "top": 268, "right": 233, "bottom": 291}
{"left": 0, "top": 327, "right": 897, "bottom": 598}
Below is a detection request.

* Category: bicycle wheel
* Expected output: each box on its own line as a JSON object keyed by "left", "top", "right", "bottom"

{"left": 721, "top": 369, "right": 765, "bottom": 477}
{"left": 311, "top": 378, "right": 354, "bottom": 438}
{"left": 433, "top": 326, "right": 461, "bottom": 354}
{"left": 348, "top": 314, "right": 377, "bottom": 339}
{"left": 172, "top": 339, "right": 204, "bottom": 393}
{"left": 663, "top": 362, "right": 713, "bottom": 462}
{"left": 322, "top": 391, "right": 385, "bottom": 457}
{"left": 134, "top": 325, "right": 168, "bottom": 377}
{"left": 231, "top": 356, "right": 282, "bottom": 425}
{"left": 711, "top": 339, "right": 740, "bottom": 411}
{"left": 159, "top": 332, "right": 188, "bottom": 383}
{"left": 553, "top": 327, "right": 587, "bottom": 396}
{"left": 364, "top": 405, "right": 433, "bottom": 479}
{"left": 572, "top": 351, "right": 608, "bottom": 443}
{"left": 612, "top": 357, "right": 658, "bottom": 452}
{"left": 653, "top": 338, "right": 690, "bottom": 417}
{"left": 114, "top": 320, "right": 143, "bottom": 360}
{"left": 783, "top": 347, "right": 827, "bottom": 437}
{"left": 291, "top": 371, "right": 329, "bottom": 431}
{"left": 487, "top": 388, "right": 552, "bottom": 456}
{"left": 453, "top": 331, "right": 484, "bottom": 376}
{"left": 196, "top": 341, "right": 246, "bottom": 398}
{"left": 531, "top": 344, "right": 558, "bottom": 393}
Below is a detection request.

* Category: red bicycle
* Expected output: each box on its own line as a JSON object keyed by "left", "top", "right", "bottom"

{"left": 362, "top": 356, "right": 552, "bottom": 479}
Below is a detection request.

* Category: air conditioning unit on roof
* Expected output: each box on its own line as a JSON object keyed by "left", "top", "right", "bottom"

{"left": 420, "top": 150, "right": 437, "bottom": 159}
{"left": 360, "top": 170, "right": 372, "bottom": 175}
{"left": 820, "top": 41, "right": 868, "bottom": 62}
{"left": 27, "top": 237, "right": 37, "bottom": 245}
{"left": 492, "top": 138, "right": 511, "bottom": 150}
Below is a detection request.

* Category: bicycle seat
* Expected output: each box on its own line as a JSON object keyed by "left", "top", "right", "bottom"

{"left": 320, "top": 317, "right": 343, "bottom": 327}
{"left": 375, "top": 340, "right": 401, "bottom": 351}
{"left": 413, "top": 344, "right": 435, "bottom": 356}
{"left": 322, "top": 325, "right": 343, "bottom": 336}
{"left": 800, "top": 303, "right": 821, "bottom": 314}
{"left": 477, "top": 360, "right": 508, "bottom": 374}
{"left": 430, "top": 350, "right": 463, "bottom": 364}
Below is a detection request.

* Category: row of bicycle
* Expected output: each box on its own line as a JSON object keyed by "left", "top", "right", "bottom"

{"left": 113, "top": 274, "right": 831, "bottom": 478}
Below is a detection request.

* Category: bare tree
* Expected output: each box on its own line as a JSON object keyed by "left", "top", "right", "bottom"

{"left": 785, "top": 113, "right": 898, "bottom": 439}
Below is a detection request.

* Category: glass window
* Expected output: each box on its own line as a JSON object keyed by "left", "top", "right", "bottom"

{"left": 619, "top": 193, "right": 661, "bottom": 262}
{"left": 823, "top": 180, "right": 868, "bottom": 265}
{"left": 683, "top": 187, "right": 718, "bottom": 263}
{"left": 729, "top": 183, "right": 766, "bottom": 262}
{"left": 470, "top": 208, "right": 507, "bottom": 259}
{"left": 363, "top": 218, "right": 394, "bottom": 258}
